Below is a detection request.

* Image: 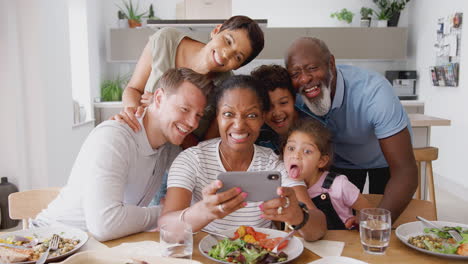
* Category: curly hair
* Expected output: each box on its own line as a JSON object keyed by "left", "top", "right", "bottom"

{"left": 250, "top": 64, "right": 295, "bottom": 98}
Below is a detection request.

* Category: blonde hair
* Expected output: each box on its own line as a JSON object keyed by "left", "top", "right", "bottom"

{"left": 154, "top": 68, "right": 213, "bottom": 97}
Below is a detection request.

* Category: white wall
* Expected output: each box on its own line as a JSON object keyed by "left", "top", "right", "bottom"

{"left": 232, "top": 0, "right": 409, "bottom": 28}
{"left": 408, "top": 0, "right": 468, "bottom": 201}
{"left": 1, "top": 0, "right": 94, "bottom": 190}
{"left": 102, "top": 0, "right": 410, "bottom": 85}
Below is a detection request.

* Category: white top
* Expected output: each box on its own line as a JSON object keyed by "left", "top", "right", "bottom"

{"left": 167, "top": 138, "right": 304, "bottom": 232}
{"left": 36, "top": 112, "right": 181, "bottom": 241}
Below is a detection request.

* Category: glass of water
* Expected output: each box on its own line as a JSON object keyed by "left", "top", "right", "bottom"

{"left": 160, "top": 221, "right": 193, "bottom": 259}
{"left": 359, "top": 208, "right": 391, "bottom": 255}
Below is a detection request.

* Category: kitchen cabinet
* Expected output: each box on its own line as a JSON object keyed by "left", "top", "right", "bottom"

{"left": 108, "top": 25, "right": 407, "bottom": 62}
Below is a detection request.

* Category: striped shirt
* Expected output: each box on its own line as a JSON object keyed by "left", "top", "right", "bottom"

{"left": 167, "top": 138, "right": 304, "bottom": 232}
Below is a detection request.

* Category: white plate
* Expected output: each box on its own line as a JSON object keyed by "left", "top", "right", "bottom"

{"left": 307, "top": 256, "right": 368, "bottom": 264}
{"left": 395, "top": 220, "right": 468, "bottom": 260}
{"left": 199, "top": 228, "right": 303, "bottom": 264}
{"left": 0, "top": 226, "right": 89, "bottom": 263}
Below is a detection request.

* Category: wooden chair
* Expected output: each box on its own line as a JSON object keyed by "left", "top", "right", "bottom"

{"left": 8, "top": 187, "right": 61, "bottom": 229}
{"left": 363, "top": 194, "right": 437, "bottom": 228}
{"left": 413, "top": 147, "right": 438, "bottom": 213}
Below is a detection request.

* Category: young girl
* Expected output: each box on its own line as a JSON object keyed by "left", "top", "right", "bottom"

{"left": 282, "top": 118, "right": 372, "bottom": 230}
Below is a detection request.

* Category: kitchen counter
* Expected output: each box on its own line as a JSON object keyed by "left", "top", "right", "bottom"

{"left": 409, "top": 113, "right": 451, "bottom": 127}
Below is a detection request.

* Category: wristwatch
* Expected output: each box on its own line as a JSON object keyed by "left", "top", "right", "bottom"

{"left": 289, "top": 202, "right": 310, "bottom": 230}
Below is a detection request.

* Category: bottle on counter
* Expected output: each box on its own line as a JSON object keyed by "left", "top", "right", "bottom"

{"left": 0, "top": 177, "right": 19, "bottom": 229}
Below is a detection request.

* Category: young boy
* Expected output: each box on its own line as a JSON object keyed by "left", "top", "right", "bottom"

{"left": 251, "top": 65, "right": 298, "bottom": 153}
{"left": 36, "top": 68, "right": 213, "bottom": 241}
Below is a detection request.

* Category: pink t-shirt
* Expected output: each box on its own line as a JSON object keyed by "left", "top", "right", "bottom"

{"left": 307, "top": 171, "right": 360, "bottom": 224}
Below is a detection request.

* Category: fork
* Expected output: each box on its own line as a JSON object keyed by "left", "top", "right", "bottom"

{"left": 416, "top": 216, "right": 463, "bottom": 242}
{"left": 202, "top": 229, "right": 230, "bottom": 240}
{"left": 35, "top": 234, "right": 60, "bottom": 264}
{"left": 272, "top": 229, "right": 296, "bottom": 254}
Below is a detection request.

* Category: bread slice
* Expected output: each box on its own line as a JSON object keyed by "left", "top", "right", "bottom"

{"left": 0, "top": 245, "right": 33, "bottom": 263}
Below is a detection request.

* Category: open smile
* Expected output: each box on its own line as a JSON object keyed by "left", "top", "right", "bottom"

{"left": 302, "top": 84, "right": 321, "bottom": 99}
{"left": 175, "top": 123, "right": 190, "bottom": 136}
{"left": 229, "top": 132, "right": 249, "bottom": 143}
{"left": 212, "top": 50, "right": 224, "bottom": 67}
{"left": 271, "top": 116, "right": 288, "bottom": 128}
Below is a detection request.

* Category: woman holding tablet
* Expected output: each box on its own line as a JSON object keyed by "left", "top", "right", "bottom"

{"left": 159, "top": 75, "right": 326, "bottom": 241}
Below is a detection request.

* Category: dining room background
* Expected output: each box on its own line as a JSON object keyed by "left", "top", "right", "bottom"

{"left": 1, "top": 0, "right": 467, "bottom": 213}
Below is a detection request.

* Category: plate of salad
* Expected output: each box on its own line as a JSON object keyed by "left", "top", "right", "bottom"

{"left": 396, "top": 221, "right": 468, "bottom": 259}
{"left": 0, "top": 226, "right": 88, "bottom": 263}
{"left": 199, "top": 226, "right": 303, "bottom": 264}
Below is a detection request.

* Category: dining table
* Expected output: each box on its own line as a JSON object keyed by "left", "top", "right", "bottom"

{"left": 103, "top": 230, "right": 467, "bottom": 264}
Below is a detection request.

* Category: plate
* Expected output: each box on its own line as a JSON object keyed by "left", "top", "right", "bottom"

{"left": 57, "top": 250, "right": 201, "bottom": 264}
{"left": 198, "top": 228, "right": 304, "bottom": 264}
{"left": 307, "top": 256, "right": 368, "bottom": 264}
{"left": 0, "top": 226, "right": 89, "bottom": 264}
{"left": 395, "top": 220, "right": 468, "bottom": 260}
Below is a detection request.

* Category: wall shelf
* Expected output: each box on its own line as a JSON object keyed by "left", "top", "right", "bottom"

{"left": 146, "top": 19, "right": 268, "bottom": 28}
{"left": 108, "top": 26, "right": 407, "bottom": 62}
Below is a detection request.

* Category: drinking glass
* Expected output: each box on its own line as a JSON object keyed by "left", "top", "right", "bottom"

{"left": 160, "top": 221, "right": 193, "bottom": 259}
{"left": 359, "top": 208, "right": 391, "bottom": 255}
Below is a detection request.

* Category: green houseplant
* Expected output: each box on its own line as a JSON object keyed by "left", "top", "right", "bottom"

{"left": 147, "top": 4, "right": 160, "bottom": 21}
{"left": 116, "top": 0, "right": 147, "bottom": 28}
{"left": 374, "top": 8, "right": 391, "bottom": 27}
{"left": 360, "top": 7, "right": 373, "bottom": 27}
{"left": 330, "top": 8, "right": 355, "bottom": 25}
{"left": 100, "top": 75, "right": 128, "bottom": 102}
{"left": 373, "top": 0, "right": 411, "bottom": 27}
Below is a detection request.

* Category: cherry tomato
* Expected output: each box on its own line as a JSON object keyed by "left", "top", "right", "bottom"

{"left": 258, "top": 238, "right": 289, "bottom": 251}
{"left": 232, "top": 230, "right": 240, "bottom": 240}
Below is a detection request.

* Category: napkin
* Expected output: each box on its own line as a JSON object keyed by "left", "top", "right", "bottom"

{"left": 56, "top": 241, "right": 201, "bottom": 264}
{"left": 78, "top": 236, "right": 109, "bottom": 252}
{"left": 107, "top": 241, "right": 164, "bottom": 257}
{"left": 300, "top": 238, "right": 345, "bottom": 258}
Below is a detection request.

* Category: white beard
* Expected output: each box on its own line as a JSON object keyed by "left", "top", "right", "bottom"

{"left": 302, "top": 81, "right": 332, "bottom": 116}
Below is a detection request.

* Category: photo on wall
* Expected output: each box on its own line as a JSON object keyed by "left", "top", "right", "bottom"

{"left": 432, "top": 12, "right": 462, "bottom": 87}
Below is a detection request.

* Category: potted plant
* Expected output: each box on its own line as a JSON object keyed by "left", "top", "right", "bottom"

{"left": 100, "top": 75, "right": 129, "bottom": 102}
{"left": 374, "top": 9, "right": 391, "bottom": 27}
{"left": 117, "top": 10, "right": 127, "bottom": 28}
{"left": 330, "top": 8, "right": 355, "bottom": 26}
{"left": 360, "top": 7, "right": 373, "bottom": 27}
{"left": 147, "top": 4, "right": 160, "bottom": 23}
{"left": 116, "top": 0, "right": 147, "bottom": 28}
{"left": 372, "top": 0, "right": 411, "bottom": 27}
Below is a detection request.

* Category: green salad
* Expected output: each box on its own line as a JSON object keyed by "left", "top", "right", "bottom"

{"left": 408, "top": 226, "right": 468, "bottom": 255}
{"left": 208, "top": 238, "right": 287, "bottom": 264}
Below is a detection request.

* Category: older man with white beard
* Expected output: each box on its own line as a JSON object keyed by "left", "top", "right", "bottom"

{"left": 285, "top": 37, "right": 418, "bottom": 222}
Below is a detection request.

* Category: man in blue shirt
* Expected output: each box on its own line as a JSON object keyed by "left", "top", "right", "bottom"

{"left": 285, "top": 37, "right": 417, "bottom": 221}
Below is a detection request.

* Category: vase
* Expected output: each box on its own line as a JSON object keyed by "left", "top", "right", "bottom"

{"left": 128, "top": 19, "right": 142, "bottom": 28}
{"left": 360, "top": 19, "right": 371, "bottom": 27}
{"left": 377, "top": 20, "right": 388, "bottom": 28}
{"left": 118, "top": 19, "right": 128, "bottom": 29}
{"left": 388, "top": 12, "right": 401, "bottom": 27}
